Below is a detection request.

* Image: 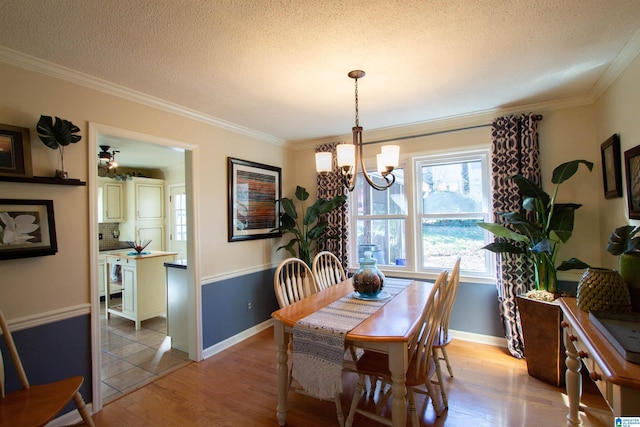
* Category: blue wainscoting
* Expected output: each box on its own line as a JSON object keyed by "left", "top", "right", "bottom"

{"left": 201, "top": 268, "right": 279, "bottom": 349}
{"left": 0, "top": 314, "right": 92, "bottom": 415}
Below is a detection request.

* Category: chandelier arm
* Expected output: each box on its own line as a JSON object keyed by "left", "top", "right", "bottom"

{"left": 354, "top": 126, "right": 395, "bottom": 191}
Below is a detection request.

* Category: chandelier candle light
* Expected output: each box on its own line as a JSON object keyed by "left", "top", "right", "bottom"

{"left": 315, "top": 70, "right": 400, "bottom": 192}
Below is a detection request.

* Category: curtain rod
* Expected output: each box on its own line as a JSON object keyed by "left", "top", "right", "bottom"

{"left": 362, "top": 114, "right": 542, "bottom": 146}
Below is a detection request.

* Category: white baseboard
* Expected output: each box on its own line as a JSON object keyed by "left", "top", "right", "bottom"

{"left": 202, "top": 319, "right": 274, "bottom": 359}
{"left": 450, "top": 329, "right": 506, "bottom": 347}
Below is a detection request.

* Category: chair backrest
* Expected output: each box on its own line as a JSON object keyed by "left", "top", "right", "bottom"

{"left": 0, "top": 310, "right": 30, "bottom": 398}
{"left": 439, "top": 257, "right": 461, "bottom": 339}
{"left": 409, "top": 270, "right": 449, "bottom": 381}
{"left": 312, "top": 251, "right": 346, "bottom": 291}
{"left": 274, "top": 258, "right": 318, "bottom": 308}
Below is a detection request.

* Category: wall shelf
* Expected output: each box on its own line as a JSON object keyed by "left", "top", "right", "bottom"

{"left": 0, "top": 175, "right": 86, "bottom": 186}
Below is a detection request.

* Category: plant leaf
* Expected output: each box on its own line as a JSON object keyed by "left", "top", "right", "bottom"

{"left": 295, "top": 185, "right": 309, "bottom": 202}
{"left": 481, "top": 242, "right": 525, "bottom": 254}
{"left": 551, "top": 160, "right": 593, "bottom": 184}
{"left": 557, "top": 258, "right": 591, "bottom": 271}
{"left": 547, "top": 203, "right": 580, "bottom": 242}
{"left": 478, "top": 222, "right": 529, "bottom": 243}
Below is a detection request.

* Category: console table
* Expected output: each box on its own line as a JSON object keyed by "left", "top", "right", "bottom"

{"left": 559, "top": 297, "right": 640, "bottom": 426}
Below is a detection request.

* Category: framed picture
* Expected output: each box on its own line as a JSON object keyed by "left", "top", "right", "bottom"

{"left": 625, "top": 145, "right": 640, "bottom": 220}
{"left": 601, "top": 134, "right": 622, "bottom": 199}
{"left": 0, "top": 123, "right": 33, "bottom": 178}
{"left": 0, "top": 199, "right": 57, "bottom": 260}
{"left": 228, "top": 157, "right": 282, "bottom": 242}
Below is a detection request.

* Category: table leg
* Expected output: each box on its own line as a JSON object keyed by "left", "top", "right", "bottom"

{"left": 564, "top": 327, "right": 583, "bottom": 427}
{"left": 274, "top": 321, "right": 289, "bottom": 426}
{"left": 388, "top": 343, "right": 408, "bottom": 427}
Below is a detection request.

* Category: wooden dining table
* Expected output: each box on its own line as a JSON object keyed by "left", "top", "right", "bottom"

{"left": 272, "top": 277, "right": 434, "bottom": 427}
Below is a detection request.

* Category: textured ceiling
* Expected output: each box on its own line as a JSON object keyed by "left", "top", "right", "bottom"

{"left": 1, "top": 0, "right": 640, "bottom": 147}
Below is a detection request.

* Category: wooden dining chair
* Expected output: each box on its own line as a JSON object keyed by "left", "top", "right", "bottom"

{"left": 432, "top": 258, "right": 461, "bottom": 399}
{"left": 0, "top": 310, "right": 95, "bottom": 427}
{"left": 274, "top": 257, "right": 318, "bottom": 308}
{"left": 345, "top": 270, "right": 449, "bottom": 427}
{"left": 312, "top": 251, "right": 346, "bottom": 291}
{"left": 274, "top": 258, "right": 346, "bottom": 426}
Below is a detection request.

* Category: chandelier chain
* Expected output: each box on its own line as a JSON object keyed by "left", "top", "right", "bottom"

{"left": 354, "top": 78, "right": 359, "bottom": 127}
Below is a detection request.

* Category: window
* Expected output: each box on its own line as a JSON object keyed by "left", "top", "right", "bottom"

{"left": 173, "top": 193, "right": 187, "bottom": 241}
{"left": 349, "top": 149, "right": 493, "bottom": 277}
{"left": 351, "top": 169, "right": 407, "bottom": 267}
{"left": 416, "top": 151, "right": 492, "bottom": 275}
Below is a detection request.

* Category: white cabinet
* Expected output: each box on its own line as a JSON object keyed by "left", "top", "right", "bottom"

{"left": 105, "top": 251, "right": 177, "bottom": 330}
{"left": 98, "top": 254, "right": 107, "bottom": 297}
{"left": 98, "top": 177, "right": 125, "bottom": 223}
{"left": 120, "top": 177, "right": 165, "bottom": 251}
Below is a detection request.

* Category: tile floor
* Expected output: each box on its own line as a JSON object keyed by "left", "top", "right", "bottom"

{"left": 100, "top": 297, "right": 190, "bottom": 404}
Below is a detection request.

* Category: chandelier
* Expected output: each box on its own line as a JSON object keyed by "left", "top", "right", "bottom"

{"left": 98, "top": 145, "right": 119, "bottom": 169}
{"left": 315, "top": 70, "right": 399, "bottom": 192}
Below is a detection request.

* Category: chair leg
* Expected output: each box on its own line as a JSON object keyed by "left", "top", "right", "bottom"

{"left": 424, "top": 377, "right": 445, "bottom": 416}
{"left": 441, "top": 346, "right": 454, "bottom": 377}
{"left": 73, "top": 391, "right": 95, "bottom": 427}
{"left": 334, "top": 390, "right": 345, "bottom": 427}
{"left": 407, "top": 387, "right": 420, "bottom": 427}
{"left": 345, "top": 374, "right": 366, "bottom": 427}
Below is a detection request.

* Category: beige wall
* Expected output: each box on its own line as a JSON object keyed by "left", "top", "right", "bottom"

{"left": 594, "top": 52, "right": 640, "bottom": 270}
{"left": 0, "top": 61, "right": 293, "bottom": 319}
{"left": 294, "top": 105, "right": 604, "bottom": 279}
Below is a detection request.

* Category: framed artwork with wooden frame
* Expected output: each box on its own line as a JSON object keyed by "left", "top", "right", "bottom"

{"left": 0, "top": 199, "right": 57, "bottom": 260}
{"left": 625, "top": 145, "right": 640, "bottom": 220}
{"left": 227, "top": 157, "right": 282, "bottom": 242}
{"left": 601, "top": 133, "right": 622, "bottom": 199}
{"left": 0, "top": 123, "right": 33, "bottom": 178}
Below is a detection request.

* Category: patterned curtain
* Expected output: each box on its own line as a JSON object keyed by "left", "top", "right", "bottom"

{"left": 315, "top": 143, "right": 349, "bottom": 269}
{"left": 490, "top": 113, "right": 542, "bottom": 358}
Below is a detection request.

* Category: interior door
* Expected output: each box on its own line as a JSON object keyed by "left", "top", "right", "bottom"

{"left": 169, "top": 185, "right": 187, "bottom": 259}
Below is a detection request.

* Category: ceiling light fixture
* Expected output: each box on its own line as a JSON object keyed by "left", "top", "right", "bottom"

{"left": 98, "top": 145, "right": 119, "bottom": 169}
{"left": 316, "top": 70, "right": 399, "bottom": 192}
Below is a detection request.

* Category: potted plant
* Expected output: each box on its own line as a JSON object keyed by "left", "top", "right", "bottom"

{"left": 277, "top": 185, "right": 346, "bottom": 267}
{"left": 36, "top": 115, "right": 82, "bottom": 179}
{"left": 478, "top": 159, "right": 593, "bottom": 386}
{"left": 607, "top": 225, "right": 640, "bottom": 311}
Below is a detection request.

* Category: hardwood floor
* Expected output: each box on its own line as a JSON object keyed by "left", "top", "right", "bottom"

{"left": 87, "top": 327, "right": 612, "bottom": 426}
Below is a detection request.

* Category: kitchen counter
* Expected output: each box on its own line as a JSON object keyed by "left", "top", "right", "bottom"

{"left": 106, "top": 250, "right": 179, "bottom": 259}
{"left": 164, "top": 259, "right": 187, "bottom": 269}
{"left": 99, "top": 242, "right": 131, "bottom": 252}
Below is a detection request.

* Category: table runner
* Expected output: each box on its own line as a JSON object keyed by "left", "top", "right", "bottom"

{"left": 292, "top": 278, "right": 411, "bottom": 399}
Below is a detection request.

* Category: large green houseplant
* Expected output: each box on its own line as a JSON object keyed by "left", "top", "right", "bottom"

{"left": 478, "top": 159, "right": 592, "bottom": 387}
{"left": 277, "top": 185, "right": 347, "bottom": 267}
{"left": 478, "top": 159, "right": 593, "bottom": 296}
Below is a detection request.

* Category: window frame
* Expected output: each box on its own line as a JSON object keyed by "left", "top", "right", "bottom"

{"left": 414, "top": 149, "right": 494, "bottom": 278}
{"left": 347, "top": 147, "right": 495, "bottom": 281}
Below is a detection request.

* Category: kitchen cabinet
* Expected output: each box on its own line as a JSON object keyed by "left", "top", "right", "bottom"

{"left": 98, "top": 177, "right": 125, "bottom": 223}
{"left": 105, "top": 251, "right": 177, "bottom": 330}
{"left": 98, "top": 254, "right": 107, "bottom": 297}
{"left": 119, "top": 177, "right": 165, "bottom": 251}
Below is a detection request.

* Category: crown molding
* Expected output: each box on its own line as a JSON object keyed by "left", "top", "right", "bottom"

{"left": 590, "top": 28, "right": 640, "bottom": 102}
{"left": 293, "top": 93, "right": 595, "bottom": 151}
{"left": 0, "top": 46, "right": 287, "bottom": 147}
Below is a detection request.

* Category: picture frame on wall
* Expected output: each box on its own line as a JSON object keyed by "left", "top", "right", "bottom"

{"left": 0, "top": 199, "right": 57, "bottom": 260}
{"left": 227, "top": 157, "right": 282, "bottom": 242}
{"left": 601, "top": 133, "right": 622, "bottom": 199}
{"left": 625, "top": 145, "right": 640, "bottom": 220}
{"left": 0, "top": 123, "right": 33, "bottom": 178}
